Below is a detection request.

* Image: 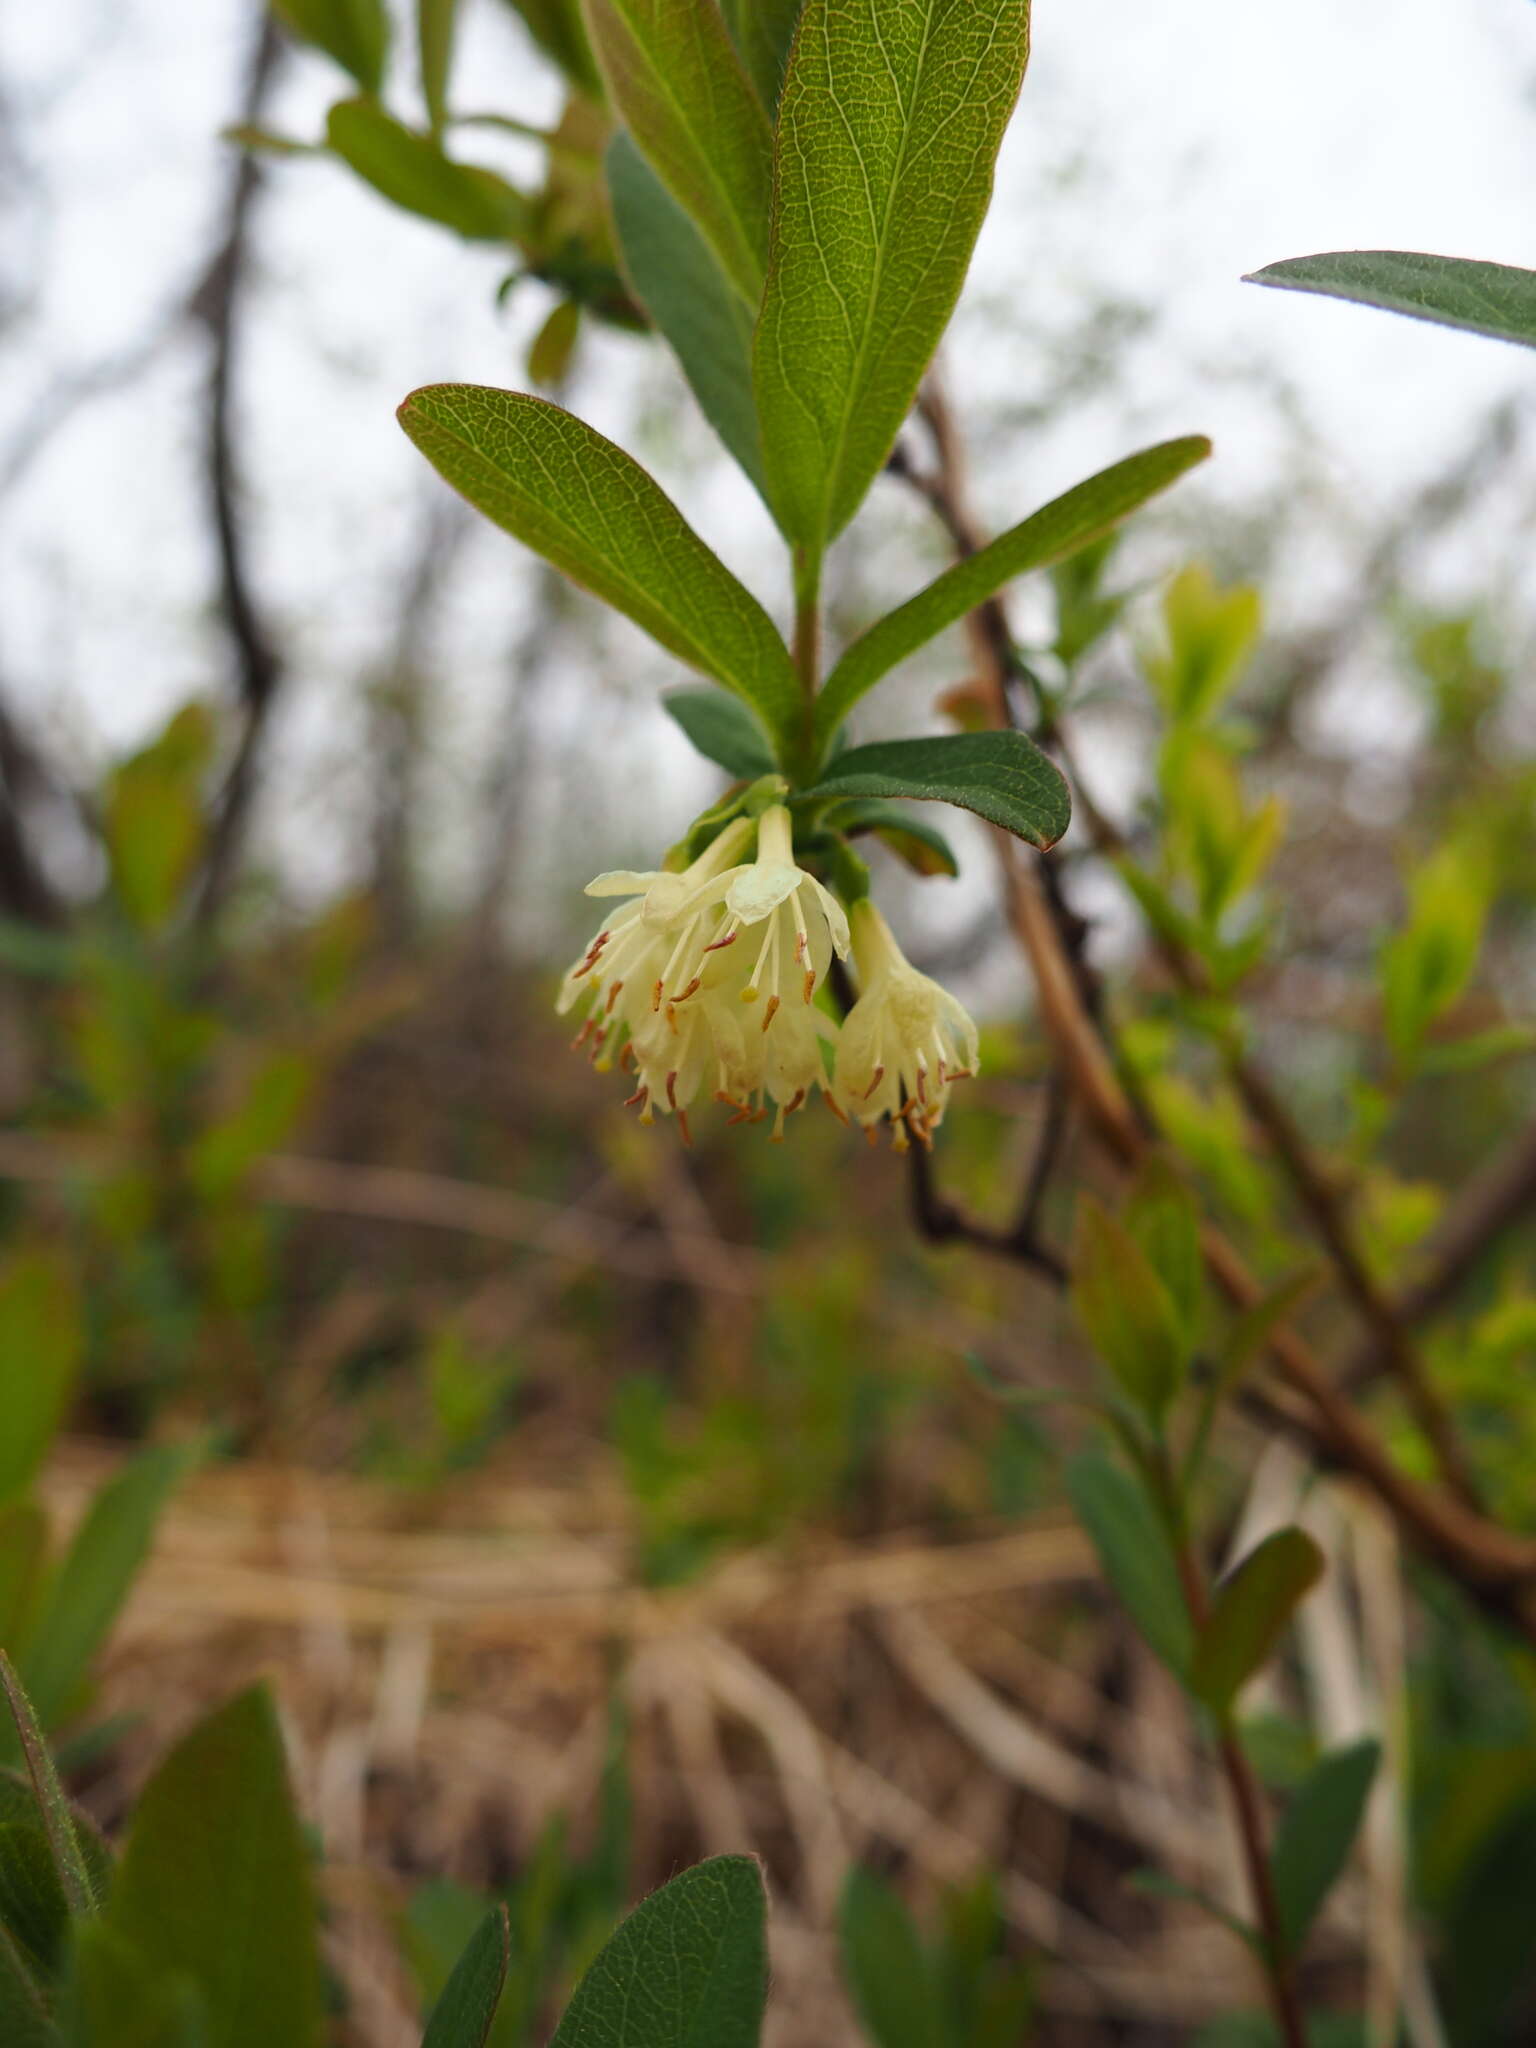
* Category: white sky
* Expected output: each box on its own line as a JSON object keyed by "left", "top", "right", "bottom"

{"left": 0, "top": 0, "right": 1533, "bottom": 936}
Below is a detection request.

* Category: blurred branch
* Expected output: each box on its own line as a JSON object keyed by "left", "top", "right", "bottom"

{"left": 192, "top": 11, "right": 286, "bottom": 926}
{"left": 893, "top": 367, "right": 1536, "bottom": 1643}
{"left": 0, "top": 689, "right": 64, "bottom": 925}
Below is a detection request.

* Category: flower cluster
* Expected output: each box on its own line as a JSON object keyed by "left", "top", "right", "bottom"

{"left": 558, "top": 806, "right": 979, "bottom": 1148}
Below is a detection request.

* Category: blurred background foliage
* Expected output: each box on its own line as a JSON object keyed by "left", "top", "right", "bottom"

{"left": 1, "top": 1, "right": 1535, "bottom": 2043}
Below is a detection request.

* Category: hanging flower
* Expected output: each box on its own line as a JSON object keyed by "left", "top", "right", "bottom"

{"left": 835, "top": 898, "right": 979, "bottom": 1150}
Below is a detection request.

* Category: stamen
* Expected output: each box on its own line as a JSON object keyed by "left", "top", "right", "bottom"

{"left": 674, "top": 976, "right": 702, "bottom": 1003}
{"left": 605, "top": 981, "right": 622, "bottom": 1014}
{"left": 618, "top": 1041, "right": 636, "bottom": 1073}
{"left": 624, "top": 1085, "right": 649, "bottom": 1110}
{"left": 651, "top": 978, "right": 664, "bottom": 1012}
{"left": 802, "top": 968, "right": 816, "bottom": 1005}
{"left": 666, "top": 1071, "right": 680, "bottom": 1110}
{"left": 761, "top": 994, "right": 781, "bottom": 1033}
{"left": 677, "top": 1108, "right": 693, "bottom": 1147}
{"left": 785, "top": 1088, "right": 806, "bottom": 1117}
{"left": 823, "top": 1092, "right": 850, "bottom": 1126}
{"left": 703, "top": 929, "right": 739, "bottom": 954}
{"left": 862, "top": 1065, "right": 886, "bottom": 1101}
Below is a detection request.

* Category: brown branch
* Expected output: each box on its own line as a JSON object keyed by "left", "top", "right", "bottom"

{"left": 899, "top": 369, "right": 1536, "bottom": 1642}
{"left": 191, "top": 11, "right": 285, "bottom": 927}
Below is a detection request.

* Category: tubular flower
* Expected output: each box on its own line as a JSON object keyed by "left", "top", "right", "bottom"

{"left": 556, "top": 817, "right": 756, "bottom": 1138}
{"left": 836, "top": 898, "right": 980, "bottom": 1150}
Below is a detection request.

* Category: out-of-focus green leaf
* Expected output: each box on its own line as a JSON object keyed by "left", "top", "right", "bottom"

{"left": 839, "top": 1866, "right": 943, "bottom": 2048}
{"left": 327, "top": 101, "right": 527, "bottom": 240}
{"left": 0, "top": 1921, "right": 55, "bottom": 2048}
{"left": 548, "top": 1857, "right": 767, "bottom": 2048}
{"left": 1270, "top": 1738, "right": 1381, "bottom": 1956}
{"left": 1190, "top": 1529, "right": 1325, "bottom": 1718}
{"left": 397, "top": 385, "right": 801, "bottom": 736}
{"left": 815, "top": 438, "right": 1210, "bottom": 741}
{"left": 799, "top": 732, "right": 1070, "bottom": 850}
{"left": 1144, "top": 564, "right": 1262, "bottom": 726}
{"left": 104, "top": 707, "right": 213, "bottom": 934}
{"left": 1072, "top": 1197, "right": 1187, "bottom": 1426}
{"left": 662, "top": 690, "right": 775, "bottom": 780}
{"left": 1123, "top": 1158, "right": 1203, "bottom": 1342}
{"left": 0, "top": 1252, "right": 81, "bottom": 1506}
{"left": 582, "top": 0, "right": 772, "bottom": 302}
{"left": 496, "top": 0, "right": 602, "bottom": 97}
{"left": 1380, "top": 841, "right": 1492, "bottom": 1070}
{"left": 1065, "top": 1453, "right": 1193, "bottom": 1680}
{"left": 420, "top": 1905, "right": 510, "bottom": 2048}
{"left": 19, "top": 1446, "right": 195, "bottom": 1734}
{"left": 1245, "top": 250, "right": 1536, "bottom": 352}
{"left": 527, "top": 300, "right": 582, "bottom": 387}
{"left": 0, "top": 1503, "right": 47, "bottom": 1661}
{"left": 272, "top": 0, "right": 390, "bottom": 93}
{"left": 754, "top": 0, "right": 1031, "bottom": 559}
{"left": 418, "top": 0, "right": 460, "bottom": 133}
{"left": 108, "top": 1688, "right": 322, "bottom": 2048}
{"left": 606, "top": 133, "right": 765, "bottom": 493}
{"left": 719, "top": 0, "right": 802, "bottom": 110}
{"left": 58, "top": 1921, "right": 207, "bottom": 2048}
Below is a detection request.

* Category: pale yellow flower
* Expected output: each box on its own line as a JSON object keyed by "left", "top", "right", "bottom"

{"left": 836, "top": 899, "right": 979, "bottom": 1150}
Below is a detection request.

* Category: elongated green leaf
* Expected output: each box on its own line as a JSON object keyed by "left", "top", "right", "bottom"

{"left": 399, "top": 386, "right": 801, "bottom": 733}
{"left": 754, "top": 0, "right": 1030, "bottom": 556}
{"left": 327, "top": 101, "right": 526, "bottom": 241}
{"left": 606, "top": 134, "right": 766, "bottom": 493}
{"left": 59, "top": 1922, "right": 207, "bottom": 2048}
{"left": 662, "top": 689, "right": 775, "bottom": 779}
{"left": 799, "top": 732, "right": 1069, "bottom": 849}
{"left": 826, "top": 799, "right": 958, "bottom": 878}
{"left": 548, "top": 1856, "right": 767, "bottom": 2048}
{"left": 419, "top": 0, "right": 460, "bottom": 133}
{"left": 0, "top": 1921, "right": 56, "bottom": 2048}
{"left": 839, "top": 1866, "right": 943, "bottom": 2048}
{"left": 720, "top": 0, "right": 802, "bottom": 110}
{"left": 496, "top": 0, "right": 602, "bottom": 96}
{"left": 0, "top": 1775, "right": 113, "bottom": 1910}
{"left": 0, "top": 1503, "right": 47, "bottom": 1660}
{"left": 816, "top": 437, "right": 1211, "bottom": 741}
{"left": 1066, "top": 1454, "right": 1193, "bottom": 1680}
{"left": 18, "top": 1446, "right": 192, "bottom": 1736}
{"left": 273, "top": 0, "right": 390, "bottom": 92}
{"left": 0, "top": 1823, "right": 68, "bottom": 1976}
{"left": 1072, "top": 1197, "right": 1187, "bottom": 1426}
{"left": 1245, "top": 251, "right": 1536, "bottom": 351}
{"left": 1123, "top": 1158, "right": 1203, "bottom": 1340}
{"left": 1190, "top": 1529, "right": 1325, "bottom": 1717}
{"left": 0, "top": 1657, "right": 95, "bottom": 1918}
{"left": 108, "top": 1688, "right": 322, "bottom": 2048}
{"left": 1270, "top": 1739, "right": 1381, "bottom": 1957}
{"left": 420, "top": 1905, "right": 509, "bottom": 2048}
{"left": 581, "top": 0, "right": 771, "bottom": 301}
{"left": 0, "top": 1249, "right": 82, "bottom": 1504}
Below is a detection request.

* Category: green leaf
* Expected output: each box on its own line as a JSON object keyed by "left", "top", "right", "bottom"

{"left": 839, "top": 1866, "right": 943, "bottom": 2048}
{"left": 1072, "top": 1196, "right": 1188, "bottom": 1425}
{"left": 418, "top": 0, "right": 460, "bottom": 133}
{"left": 606, "top": 133, "right": 766, "bottom": 494}
{"left": 528, "top": 300, "right": 582, "bottom": 388}
{"left": 0, "top": 1776, "right": 113, "bottom": 1913}
{"left": 0, "top": 1250, "right": 81, "bottom": 1505}
{"left": 0, "top": 1656, "right": 96, "bottom": 1918}
{"left": 1190, "top": 1529, "right": 1326, "bottom": 1718}
{"left": 815, "top": 437, "right": 1211, "bottom": 741}
{"left": 581, "top": 0, "right": 772, "bottom": 302}
{"left": 398, "top": 386, "right": 800, "bottom": 735}
{"left": 496, "top": 0, "right": 602, "bottom": 97}
{"left": 1123, "top": 1158, "right": 1203, "bottom": 1340}
{"left": 1144, "top": 564, "right": 1262, "bottom": 727}
{"left": 1126, "top": 1868, "right": 1259, "bottom": 1952}
{"left": 58, "top": 1922, "right": 207, "bottom": 2048}
{"left": 719, "top": 0, "right": 803, "bottom": 110}
{"left": 1065, "top": 1454, "right": 1193, "bottom": 1680}
{"left": 326, "top": 101, "right": 526, "bottom": 241}
{"left": 754, "top": 0, "right": 1031, "bottom": 558}
{"left": 108, "top": 1688, "right": 322, "bottom": 2048}
{"left": 420, "top": 1905, "right": 510, "bottom": 2048}
{"left": 662, "top": 690, "right": 775, "bottom": 779}
{"left": 0, "top": 1501, "right": 48, "bottom": 1658}
{"left": 19, "top": 1446, "right": 194, "bottom": 1736}
{"left": 799, "top": 732, "right": 1069, "bottom": 849}
{"left": 826, "top": 800, "right": 958, "bottom": 878}
{"left": 0, "top": 1823, "right": 69, "bottom": 1976}
{"left": 1245, "top": 251, "right": 1536, "bottom": 352}
{"left": 1270, "top": 1739, "right": 1381, "bottom": 1958}
{"left": 548, "top": 1856, "right": 767, "bottom": 2048}
{"left": 0, "top": 1922, "right": 56, "bottom": 2048}
{"left": 272, "top": 0, "right": 390, "bottom": 92}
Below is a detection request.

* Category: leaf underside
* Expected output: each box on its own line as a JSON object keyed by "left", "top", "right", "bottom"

{"left": 1245, "top": 250, "right": 1536, "bottom": 352}
{"left": 802, "top": 731, "right": 1070, "bottom": 850}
